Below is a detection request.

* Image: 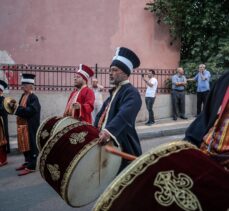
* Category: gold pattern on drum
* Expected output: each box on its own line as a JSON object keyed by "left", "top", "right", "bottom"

{"left": 41, "top": 130, "right": 49, "bottom": 140}
{"left": 69, "top": 132, "right": 88, "bottom": 145}
{"left": 154, "top": 171, "right": 202, "bottom": 211}
{"left": 47, "top": 164, "right": 60, "bottom": 181}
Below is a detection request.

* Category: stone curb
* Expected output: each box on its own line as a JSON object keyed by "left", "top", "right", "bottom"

{"left": 138, "top": 127, "right": 186, "bottom": 140}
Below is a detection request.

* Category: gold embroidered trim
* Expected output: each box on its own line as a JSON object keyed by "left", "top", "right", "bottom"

{"left": 154, "top": 170, "right": 202, "bottom": 211}
{"left": 47, "top": 164, "right": 60, "bottom": 181}
{"left": 69, "top": 132, "right": 88, "bottom": 145}
{"left": 101, "top": 80, "right": 129, "bottom": 130}
{"left": 60, "top": 139, "right": 99, "bottom": 204}
{"left": 38, "top": 121, "right": 86, "bottom": 179}
{"left": 41, "top": 130, "right": 49, "bottom": 140}
{"left": 93, "top": 141, "right": 197, "bottom": 211}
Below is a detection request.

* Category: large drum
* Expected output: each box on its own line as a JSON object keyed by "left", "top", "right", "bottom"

{"left": 93, "top": 141, "right": 229, "bottom": 211}
{"left": 36, "top": 116, "right": 78, "bottom": 151}
{"left": 38, "top": 121, "right": 122, "bottom": 207}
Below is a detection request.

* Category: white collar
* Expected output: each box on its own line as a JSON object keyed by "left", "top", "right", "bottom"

{"left": 118, "top": 80, "right": 130, "bottom": 86}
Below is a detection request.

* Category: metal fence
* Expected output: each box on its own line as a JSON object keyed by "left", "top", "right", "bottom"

{"left": 0, "top": 64, "right": 176, "bottom": 93}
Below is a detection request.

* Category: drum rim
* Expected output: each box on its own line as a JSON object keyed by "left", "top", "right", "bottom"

{"left": 51, "top": 116, "right": 78, "bottom": 136}
{"left": 64, "top": 140, "right": 122, "bottom": 207}
{"left": 36, "top": 116, "right": 62, "bottom": 151}
{"left": 62, "top": 138, "right": 99, "bottom": 207}
{"left": 93, "top": 141, "right": 197, "bottom": 211}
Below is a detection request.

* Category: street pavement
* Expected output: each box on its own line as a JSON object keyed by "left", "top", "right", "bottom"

{"left": 0, "top": 118, "right": 194, "bottom": 211}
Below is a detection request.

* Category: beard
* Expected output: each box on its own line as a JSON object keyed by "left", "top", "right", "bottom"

{"left": 109, "top": 77, "right": 115, "bottom": 85}
{"left": 110, "top": 76, "right": 124, "bottom": 86}
{"left": 92, "top": 84, "right": 98, "bottom": 88}
{"left": 74, "top": 83, "right": 82, "bottom": 89}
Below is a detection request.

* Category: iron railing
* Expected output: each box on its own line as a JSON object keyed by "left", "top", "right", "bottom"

{"left": 0, "top": 64, "right": 176, "bottom": 93}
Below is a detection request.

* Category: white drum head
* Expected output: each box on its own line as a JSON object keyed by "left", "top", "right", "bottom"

{"left": 67, "top": 143, "right": 122, "bottom": 207}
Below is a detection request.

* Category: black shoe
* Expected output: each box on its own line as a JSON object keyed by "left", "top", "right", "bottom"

{"left": 180, "top": 116, "right": 188, "bottom": 120}
{"left": 146, "top": 121, "right": 155, "bottom": 126}
{"left": 173, "top": 117, "right": 177, "bottom": 121}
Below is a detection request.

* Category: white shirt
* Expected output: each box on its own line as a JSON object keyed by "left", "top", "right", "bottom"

{"left": 92, "top": 86, "right": 103, "bottom": 106}
{"left": 145, "top": 77, "right": 158, "bottom": 97}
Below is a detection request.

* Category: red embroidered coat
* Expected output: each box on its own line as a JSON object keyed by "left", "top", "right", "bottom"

{"left": 64, "top": 86, "right": 95, "bottom": 124}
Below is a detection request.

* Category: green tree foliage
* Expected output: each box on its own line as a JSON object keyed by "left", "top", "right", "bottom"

{"left": 145, "top": 0, "right": 229, "bottom": 93}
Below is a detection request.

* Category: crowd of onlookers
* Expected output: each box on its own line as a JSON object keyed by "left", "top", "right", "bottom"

{"left": 142, "top": 63, "right": 211, "bottom": 125}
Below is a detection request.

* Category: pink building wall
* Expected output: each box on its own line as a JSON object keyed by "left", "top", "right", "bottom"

{"left": 0, "top": 0, "right": 180, "bottom": 69}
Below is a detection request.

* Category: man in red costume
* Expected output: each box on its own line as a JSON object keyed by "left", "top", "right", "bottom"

{"left": 64, "top": 64, "right": 95, "bottom": 124}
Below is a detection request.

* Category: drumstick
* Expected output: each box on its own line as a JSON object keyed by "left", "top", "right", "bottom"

{"left": 105, "top": 145, "right": 137, "bottom": 161}
{"left": 99, "top": 145, "right": 102, "bottom": 185}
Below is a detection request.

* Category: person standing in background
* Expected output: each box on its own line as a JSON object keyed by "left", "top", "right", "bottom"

{"left": 171, "top": 67, "right": 188, "bottom": 120}
{"left": 0, "top": 80, "right": 9, "bottom": 167}
{"left": 91, "top": 78, "right": 104, "bottom": 124}
{"left": 142, "top": 70, "right": 158, "bottom": 125}
{"left": 188, "top": 64, "right": 211, "bottom": 115}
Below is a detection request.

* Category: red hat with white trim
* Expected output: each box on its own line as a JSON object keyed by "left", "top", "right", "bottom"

{"left": 76, "top": 64, "right": 94, "bottom": 82}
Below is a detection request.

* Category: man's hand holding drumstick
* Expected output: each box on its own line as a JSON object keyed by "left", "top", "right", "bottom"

{"left": 99, "top": 130, "right": 136, "bottom": 161}
{"left": 98, "top": 130, "right": 111, "bottom": 145}
{"left": 72, "top": 102, "right": 81, "bottom": 110}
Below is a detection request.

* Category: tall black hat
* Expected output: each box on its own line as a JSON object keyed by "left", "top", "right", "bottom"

{"left": 21, "top": 73, "right": 36, "bottom": 85}
{"left": 110, "top": 47, "right": 140, "bottom": 76}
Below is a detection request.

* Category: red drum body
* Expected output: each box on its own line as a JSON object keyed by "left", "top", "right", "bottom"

{"left": 38, "top": 122, "right": 122, "bottom": 207}
{"left": 94, "top": 141, "right": 229, "bottom": 211}
{"left": 36, "top": 116, "right": 78, "bottom": 151}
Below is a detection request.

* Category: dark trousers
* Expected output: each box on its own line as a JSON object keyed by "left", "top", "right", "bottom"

{"left": 23, "top": 150, "right": 37, "bottom": 170}
{"left": 197, "top": 91, "right": 209, "bottom": 115}
{"left": 23, "top": 138, "right": 38, "bottom": 170}
{"left": 172, "top": 90, "right": 185, "bottom": 118}
{"left": 145, "top": 97, "right": 156, "bottom": 123}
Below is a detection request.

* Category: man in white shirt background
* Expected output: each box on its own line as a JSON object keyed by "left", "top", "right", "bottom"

{"left": 142, "top": 70, "right": 158, "bottom": 126}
